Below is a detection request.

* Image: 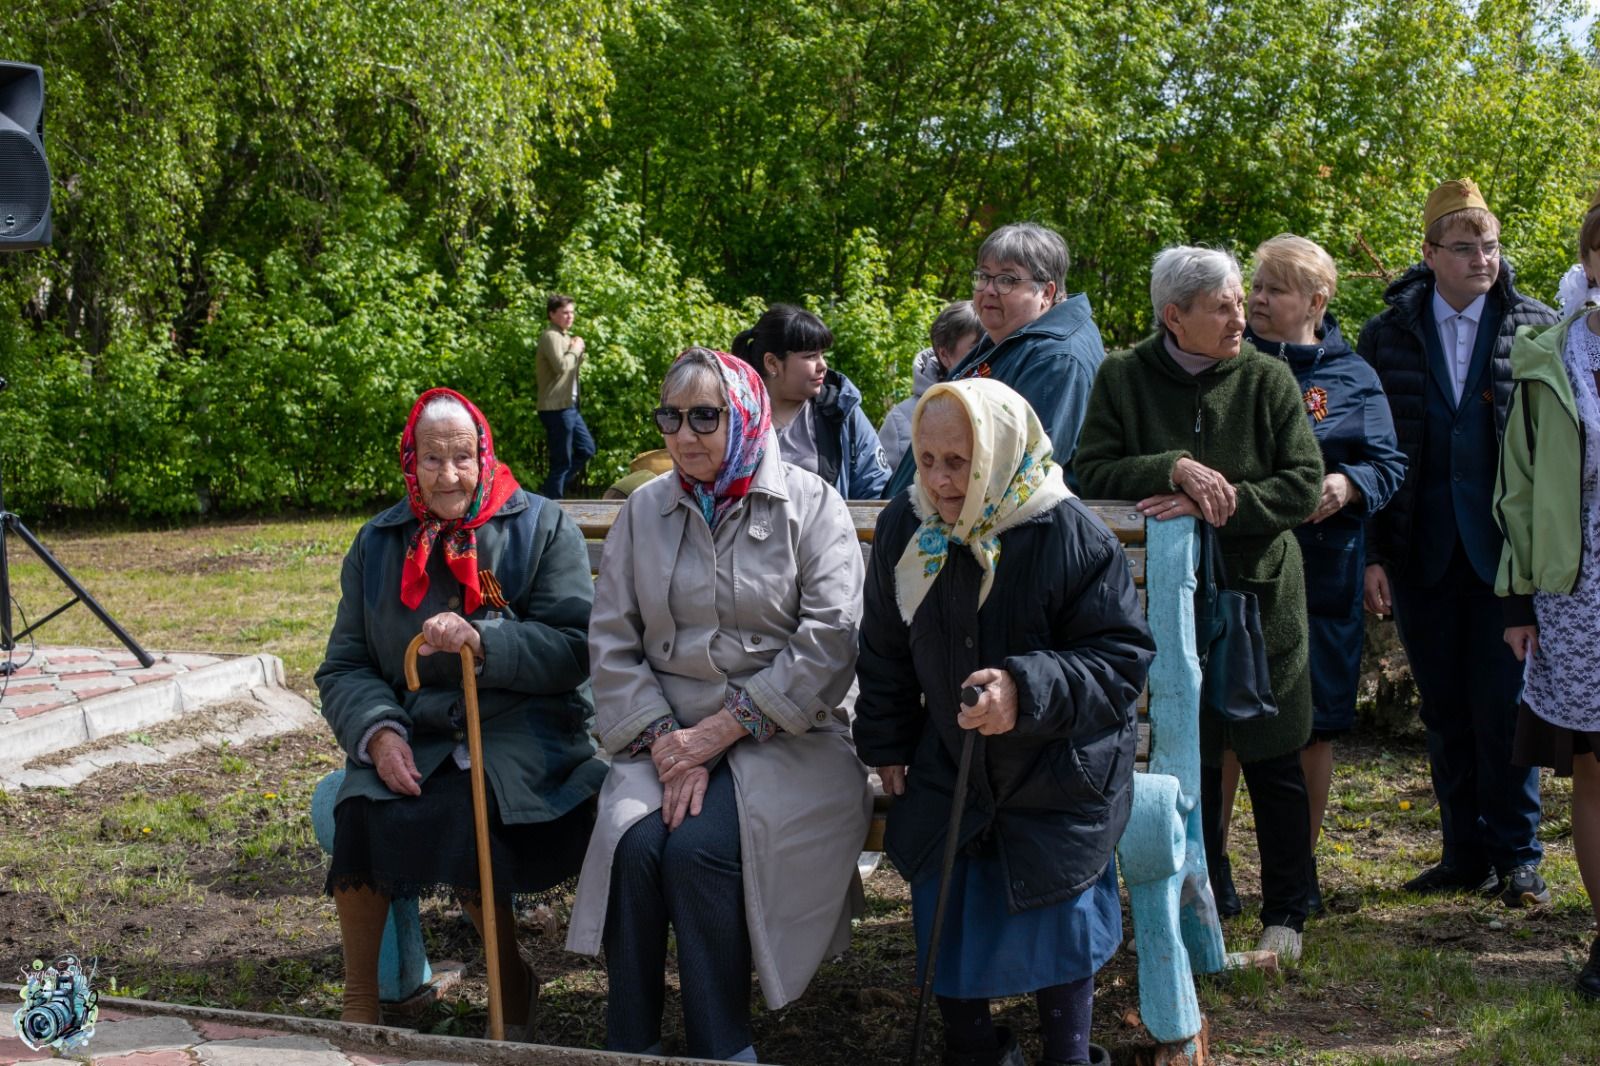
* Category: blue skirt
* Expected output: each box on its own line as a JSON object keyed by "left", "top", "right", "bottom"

{"left": 911, "top": 853, "right": 1121, "bottom": 999}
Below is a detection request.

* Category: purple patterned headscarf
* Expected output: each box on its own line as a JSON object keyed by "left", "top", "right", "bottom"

{"left": 670, "top": 348, "right": 772, "bottom": 530}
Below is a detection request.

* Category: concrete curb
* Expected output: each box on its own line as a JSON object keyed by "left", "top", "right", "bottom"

{"left": 1, "top": 654, "right": 285, "bottom": 768}
{"left": 0, "top": 987, "right": 732, "bottom": 1065}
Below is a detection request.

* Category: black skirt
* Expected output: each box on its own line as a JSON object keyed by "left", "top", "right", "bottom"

{"left": 1512, "top": 702, "right": 1600, "bottom": 779}
{"left": 325, "top": 759, "right": 596, "bottom": 902}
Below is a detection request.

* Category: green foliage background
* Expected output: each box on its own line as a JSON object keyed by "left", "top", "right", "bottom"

{"left": 2, "top": 0, "right": 1598, "bottom": 514}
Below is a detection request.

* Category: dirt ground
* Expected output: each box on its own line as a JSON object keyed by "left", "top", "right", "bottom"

{"left": 0, "top": 727, "right": 1592, "bottom": 1065}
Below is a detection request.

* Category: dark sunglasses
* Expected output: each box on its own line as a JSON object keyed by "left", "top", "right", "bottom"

{"left": 654, "top": 405, "right": 728, "bottom": 435}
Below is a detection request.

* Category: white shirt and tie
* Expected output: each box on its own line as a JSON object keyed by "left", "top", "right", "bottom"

{"left": 1432, "top": 289, "right": 1487, "bottom": 404}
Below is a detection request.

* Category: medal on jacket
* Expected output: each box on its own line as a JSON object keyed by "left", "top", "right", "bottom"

{"left": 1303, "top": 385, "right": 1329, "bottom": 422}
{"left": 957, "top": 361, "right": 993, "bottom": 380}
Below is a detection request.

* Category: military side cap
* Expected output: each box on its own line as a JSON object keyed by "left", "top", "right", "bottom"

{"left": 607, "top": 469, "right": 663, "bottom": 498}
{"left": 1423, "top": 179, "right": 1489, "bottom": 230}
{"left": 630, "top": 448, "right": 674, "bottom": 475}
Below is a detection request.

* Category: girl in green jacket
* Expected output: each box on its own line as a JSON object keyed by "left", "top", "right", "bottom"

{"left": 1494, "top": 196, "right": 1600, "bottom": 1001}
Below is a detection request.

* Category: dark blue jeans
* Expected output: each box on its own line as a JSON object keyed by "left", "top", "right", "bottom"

{"left": 1391, "top": 545, "right": 1543, "bottom": 872}
{"left": 538, "top": 406, "right": 595, "bottom": 499}
{"left": 603, "top": 761, "right": 751, "bottom": 1059}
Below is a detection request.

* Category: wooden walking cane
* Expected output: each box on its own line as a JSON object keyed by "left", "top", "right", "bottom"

{"left": 907, "top": 695, "right": 980, "bottom": 1066}
{"left": 404, "top": 632, "right": 504, "bottom": 1041}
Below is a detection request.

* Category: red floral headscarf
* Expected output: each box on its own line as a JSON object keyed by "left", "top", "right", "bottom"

{"left": 398, "top": 387, "right": 521, "bottom": 613}
{"left": 671, "top": 349, "right": 772, "bottom": 530}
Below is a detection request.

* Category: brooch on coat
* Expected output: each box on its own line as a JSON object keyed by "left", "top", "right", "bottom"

{"left": 1303, "top": 385, "right": 1329, "bottom": 422}
{"left": 477, "top": 569, "right": 508, "bottom": 609}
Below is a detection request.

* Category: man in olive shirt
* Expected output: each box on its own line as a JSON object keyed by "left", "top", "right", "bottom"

{"left": 536, "top": 293, "right": 596, "bottom": 499}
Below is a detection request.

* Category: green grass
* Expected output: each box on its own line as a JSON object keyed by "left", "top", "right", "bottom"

{"left": 3, "top": 513, "right": 1599, "bottom": 1063}
{"left": 2, "top": 512, "right": 365, "bottom": 695}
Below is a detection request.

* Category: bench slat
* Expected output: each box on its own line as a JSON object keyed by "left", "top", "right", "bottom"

{"left": 563, "top": 498, "right": 1147, "bottom": 545}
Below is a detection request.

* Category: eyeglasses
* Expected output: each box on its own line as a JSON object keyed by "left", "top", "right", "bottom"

{"left": 971, "top": 270, "right": 1048, "bottom": 295}
{"left": 1429, "top": 240, "right": 1502, "bottom": 261}
{"left": 654, "top": 405, "right": 728, "bottom": 435}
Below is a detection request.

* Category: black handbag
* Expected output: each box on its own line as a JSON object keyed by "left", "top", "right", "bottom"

{"left": 1194, "top": 523, "right": 1279, "bottom": 723}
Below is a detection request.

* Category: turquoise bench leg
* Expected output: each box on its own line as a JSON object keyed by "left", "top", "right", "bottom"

{"left": 1118, "top": 773, "right": 1203, "bottom": 1045}
{"left": 311, "top": 770, "right": 434, "bottom": 1003}
{"left": 1144, "top": 515, "right": 1227, "bottom": 976}
{"left": 1115, "top": 517, "right": 1224, "bottom": 1057}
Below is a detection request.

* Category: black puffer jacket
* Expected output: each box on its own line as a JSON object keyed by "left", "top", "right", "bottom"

{"left": 1356, "top": 262, "right": 1555, "bottom": 572}
{"left": 853, "top": 496, "right": 1155, "bottom": 912}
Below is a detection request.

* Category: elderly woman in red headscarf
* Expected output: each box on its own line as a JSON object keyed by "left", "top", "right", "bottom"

{"left": 317, "top": 388, "right": 606, "bottom": 1037}
{"left": 566, "top": 348, "right": 871, "bottom": 1063}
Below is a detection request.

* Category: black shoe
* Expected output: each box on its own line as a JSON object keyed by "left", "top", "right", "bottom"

{"left": 1498, "top": 865, "right": 1551, "bottom": 907}
{"left": 1038, "top": 1044, "right": 1111, "bottom": 1066}
{"left": 945, "top": 1027, "right": 1024, "bottom": 1066}
{"left": 1400, "top": 861, "right": 1498, "bottom": 895}
{"left": 1212, "top": 853, "right": 1242, "bottom": 918}
{"left": 1578, "top": 939, "right": 1600, "bottom": 1002}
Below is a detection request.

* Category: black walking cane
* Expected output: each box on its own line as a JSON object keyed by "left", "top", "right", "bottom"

{"left": 907, "top": 684, "right": 983, "bottom": 1066}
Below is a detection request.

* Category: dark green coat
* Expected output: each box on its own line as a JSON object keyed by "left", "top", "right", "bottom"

{"left": 1076, "top": 333, "right": 1323, "bottom": 763}
{"left": 316, "top": 489, "right": 607, "bottom": 822}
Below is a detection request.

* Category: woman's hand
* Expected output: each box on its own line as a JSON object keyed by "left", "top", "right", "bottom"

{"left": 652, "top": 710, "right": 745, "bottom": 785}
{"left": 661, "top": 765, "right": 710, "bottom": 831}
{"left": 1137, "top": 492, "right": 1204, "bottom": 523}
{"left": 1363, "top": 564, "right": 1392, "bottom": 617}
{"left": 1170, "top": 457, "right": 1238, "bottom": 525}
{"left": 417, "top": 611, "right": 483, "bottom": 659}
{"left": 956, "top": 668, "right": 1019, "bottom": 735}
{"left": 1308, "top": 473, "right": 1360, "bottom": 523}
{"left": 369, "top": 730, "right": 424, "bottom": 797}
{"left": 878, "top": 766, "right": 907, "bottom": 796}
{"left": 1504, "top": 625, "right": 1540, "bottom": 662}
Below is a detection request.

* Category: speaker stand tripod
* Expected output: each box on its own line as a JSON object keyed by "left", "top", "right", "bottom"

{"left": 0, "top": 464, "right": 153, "bottom": 674}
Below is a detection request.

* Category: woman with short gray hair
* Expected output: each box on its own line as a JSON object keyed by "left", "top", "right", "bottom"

{"left": 1076, "top": 245, "right": 1324, "bottom": 964}
{"left": 882, "top": 221, "right": 1108, "bottom": 495}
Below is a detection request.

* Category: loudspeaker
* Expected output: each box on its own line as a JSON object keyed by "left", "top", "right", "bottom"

{"left": 0, "top": 62, "right": 50, "bottom": 249}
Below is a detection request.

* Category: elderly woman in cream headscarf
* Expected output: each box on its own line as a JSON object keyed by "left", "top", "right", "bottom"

{"left": 855, "top": 379, "right": 1155, "bottom": 1066}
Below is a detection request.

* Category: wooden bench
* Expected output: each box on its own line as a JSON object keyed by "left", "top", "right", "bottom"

{"left": 311, "top": 498, "right": 1221, "bottom": 1057}
{"left": 561, "top": 500, "right": 1153, "bottom": 852}
{"left": 561, "top": 499, "right": 1222, "bottom": 1055}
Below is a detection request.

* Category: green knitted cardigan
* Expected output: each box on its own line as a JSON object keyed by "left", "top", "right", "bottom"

{"left": 1077, "top": 332, "right": 1324, "bottom": 764}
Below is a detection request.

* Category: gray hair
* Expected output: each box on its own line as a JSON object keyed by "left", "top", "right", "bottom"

{"left": 1150, "top": 246, "right": 1243, "bottom": 322}
{"left": 416, "top": 394, "right": 474, "bottom": 431}
{"left": 661, "top": 347, "right": 727, "bottom": 404}
{"left": 929, "top": 301, "right": 982, "bottom": 352}
{"left": 976, "top": 222, "right": 1070, "bottom": 299}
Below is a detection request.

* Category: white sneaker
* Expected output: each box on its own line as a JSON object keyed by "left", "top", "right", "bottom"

{"left": 1257, "top": 924, "right": 1302, "bottom": 964}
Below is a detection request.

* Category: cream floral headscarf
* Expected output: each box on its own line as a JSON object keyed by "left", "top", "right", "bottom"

{"left": 894, "top": 378, "right": 1072, "bottom": 625}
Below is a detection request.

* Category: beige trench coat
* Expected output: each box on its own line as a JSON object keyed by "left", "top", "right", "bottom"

{"left": 565, "top": 444, "right": 871, "bottom": 1009}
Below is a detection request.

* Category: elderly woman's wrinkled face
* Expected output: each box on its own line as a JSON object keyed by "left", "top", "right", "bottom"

{"left": 416, "top": 413, "right": 480, "bottom": 520}
{"left": 1165, "top": 281, "right": 1246, "bottom": 359}
{"left": 661, "top": 378, "right": 729, "bottom": 483}
{"left": 915, "top": 400, "right": 974, "bottom": 525}
{"left": 973, "top": 257, "right": 1055, "bottom": 345}
{"left": 1248, "top": 268, "right": 1322, "bottom": 344}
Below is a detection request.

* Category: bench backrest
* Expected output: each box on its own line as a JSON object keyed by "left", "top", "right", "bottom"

{"left": 559, "top": 498, "right": 1153, "bottom": 767}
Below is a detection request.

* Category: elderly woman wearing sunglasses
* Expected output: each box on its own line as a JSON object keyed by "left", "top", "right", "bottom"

{"left": 567, "top": 347, "right": 872, "bottom": 1061}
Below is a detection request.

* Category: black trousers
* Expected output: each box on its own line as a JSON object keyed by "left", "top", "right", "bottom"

{"left": 1390, "top": 546, "right": 1542, "bottom": 872}
{"left": 603, "top": 761, "right": 752, "bottom": 1059}
{"left": 1202, "top": 751, "right": 1313, "bottom": 931}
